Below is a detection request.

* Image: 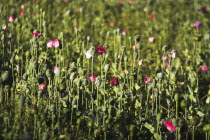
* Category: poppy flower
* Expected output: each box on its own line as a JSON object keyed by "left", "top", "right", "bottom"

{"left": 53, "top": 66, "right": 60, "bottom": 74}
{"left": 39, "top": 83, "right": 46, "bottom": 90}
{"left": 148, "top": 36, "right": 155, "bottom": 43}
{"left": 110, "top": 77, "right": 119, "bottom": 86}
{"left": 138, "top": 59, "right": 143, "bottom": 65}
{"left": 19, "top": 10, "right": 25, "bottom": 16}
{"left": 162, "top": 55, "right": 168, "bottom": 60}
{"left": 53, "top": 39, "right": 61, "bottom": 48}
{"left": 149, "top": 14, "right": 155, "bottom": 20}
{"left": 74, "top": 25, "right": 78, "bottom": 30}
{"left": 8, "top": 16, "right": 15, "bottom": 22}
{"left": 88, "top": 73, "right": 97, "bottom": 82}
{"left": 163, "top": 121, "right": 176, "bottom": 131}
{"left": 31, "top": 32, "right": 42, "bottom": 37}
{"left": 165, "top": 62, "right": 169, "bottom": 68}
{"left": 110, "top": 22, "right": 115, "bottom": 26}
{"left": 95, "top": 46, "right": 106, "bottom": 55}
{"left": 200, "top": 65, "right": 208, "bottom": 72}
{"left": 85, "top": 50, "right": 92, "bottom": 59}
{"left": 122, "top": 30, "right": 127, "bottom": 36}
{"left": 47, "top": 40, "right": 54, "bottom": 48}
{"left": 144, "top": 76, "right": 150, "bottom": 83}
{"left": 194, "top": 22, "right": 202, "bottom": 29}
{"left": 171, "top": 51, "right": 176, "bottom": 58}
{"left": 2, "top": 24, "right": 7, "bottom": 30}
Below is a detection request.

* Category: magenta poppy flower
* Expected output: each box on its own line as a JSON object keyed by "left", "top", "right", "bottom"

{"left": 95, "top": 46, "right": 106, "bottom": 55}
{"left": 31, "top": 32, "right": 42, "bottom": 37}
{"left": 8, "top": 16, "right": 15, "bottom": 22}
{"left": 53, "top": 39, "right": 61, "bottom": 48}
{"left": 122, "top": 30, "right": 127, "bottom": 36}
{"left": 88, "top": 73, "right": 97, "bottom": 82}
{"left": 163, "top": 121, "right": 176, "bottom": 131}
{"left": 110, "top": 77, "right": 119, "bottom": 86}
{"left": 200, "top": 65, "right": 208, "bottom": 72}
{"left": 165, "top": 62, "right": 169, "bottom": 68}
{"left": 39, "top": 83, "right": 46, "bottom": 90}
{"left": 144, "top": 76, "right": 150, "bottom": 83}
{"left": 162, "top": 55, "right": 168, "bottom": 60}
{"left": 148, "top": 36, "right": 155, "bottom": 43}
{"left": 47, "top": 40, "right": 54, "bottom": 48}
{"left": 19, "top": 10, "right": 25, "bottom": 16}
{"left": 53, "top": 66, "right": 60, "bottom": 74}
{"left": 194, "top": 22, "right": 202, "bottom": 29}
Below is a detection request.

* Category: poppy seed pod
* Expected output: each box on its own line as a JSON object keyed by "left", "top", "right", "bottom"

{"left": 1, "top": 71, "right": 9, "bottom": 82}
{"left": 104, "top": 64, "right": 110, "bottom": 72}
{"left": 134, "top": 35, "right": 141, "bottom": 42}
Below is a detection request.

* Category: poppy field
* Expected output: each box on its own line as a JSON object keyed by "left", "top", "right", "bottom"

{"left": 1, "top": 0, "right": 210, "bottom": 139}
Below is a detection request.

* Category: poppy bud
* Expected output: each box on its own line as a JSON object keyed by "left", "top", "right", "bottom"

{"left": 70, "top": 72, "right": 76, "bottom": 80}
{"left": 10, "top": 57, "right": 15, "bottom": 64}
{"left": 50, "top": 104, "right": 56, "bottom": 112}
{"left": 46, "top": 69, "right": 51, "bottom": 78}
{"left": 180, "top": 99, "right": 188, "bottom": 109}
{"left": 95, "top": 76, "right": 101, "bottom": 87}
{"left": 133, "top": 52, "right": 138, "bottom": 60}
{"left": 19, "top": 95, "right": 26, "bottom": 107}
{"left": 156, "top": 113, "right": 162, "bottom": 121}
{"left": 124, "top": 56, "right": 128, "bottom": 62}
{"left": 34, "top": 41, "right": 39, "bottom": 48}
{"left": 203, "top": 124, "right": 210, "bottom": 131}
{"left": 172, "top": 118, "right": 179, "bottom": 127}
{"left": 42, "top": 132, "right": 49, "bottom": 140}
{"left": 121, "top": 46, "right": 126, "bottom": 53}
{"left": 129, "top": 125, "right": 135, "bottom": 131}
{"left": 23, "top": 73, "right": 28, "bottom": 80}
{"left": 1, "top": 71, "right": 9, "bottom": 82}
{"left": 25, "top": 51, "right": 30, "bottom": 58}
{"left": 104, "top": 64, "right": 110, "bottom": 72}
{"left": 174, "top": 93, "right": 179, "bottom": 101}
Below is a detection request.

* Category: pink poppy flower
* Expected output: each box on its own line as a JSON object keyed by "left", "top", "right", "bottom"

{"left": 74, "top": 25, "right": 78, "bottom": 30}
{"left": 53, "top": 66, "right": 60, "bottom": 74}
{"left": 132, "top": 45, "right": 137, "bottom": 50}
{"left": 122, "top": 30, "right": 127, "bottom": 36}
{"left": 39, "top": 83, "right": 46, "bottom": 90}
{"left": 120, "top": 0, "right": 125, "bottom": 4}
{"left": 148, "top": 36, "right": 155, "bottom": 43}
{"left": 19, "top": 10, "right": 25, "bottom": 16}
{"left": 143, "top": 7, "right": 148, "bottom": 12}
{"left": 110, "top": 22, "right": 115, "bottom": 27}
{"left": 118, "top": 53, "right": 121, "bottom": 58}
{"left": 34, "top": 11, "right": 38, "bottom": 15}
{"left": 47, "top": 40, "right": 54, "bottom": 48}
{"left": 21, "top": 4, "right": 27, "bottom": 9}
{"left": 110, "top": 77, "right": 119, "bottom": 86}
{"left": 200, "top": 65, "right": 208, "bottom": 72}
{"left": 194, "top": 22, "right": 202, "bottom": 29}
{"left": 2, "top": 24, "right": 7, "bottom": 30}
{"left": 144, "top": 76, "right": 150, "bottom": 83}
{"left": 16, "top": 65, "right": 20, "bottom": 71}
{"left": 53, "top": 39, "right": 61, "bottom": 48}
{"left": 95, "top": 46, "right": 106, "bottom": 55}
{"left": 88, "top": 73, "right": 97, "bottom": 82}
{"left": 171, "top": 51, "right": 176, "bottom": 58}
{"left": 162, "top": 55, "right": 168, "bottom": 60}
{"left": 129, "top": 0, "right": 134, "bottom": 4}
{"left": 31, "top": 32, "right": 42, "bottom": 37}
{"left": 8, "top": 16, "right": 15, "bottom": 22}
{"left": 163, "top": 121, "right": 176, "bottom": 131}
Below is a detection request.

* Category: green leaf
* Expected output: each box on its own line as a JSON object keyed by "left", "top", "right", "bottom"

{"left": 135, "top": 83, "right": 140, "bottom": 90}
{"left": 144, "top": 122, "right": 155, "bottom": 133}
{"left": 154, "top": 133, "right": 162, "bottom": 140}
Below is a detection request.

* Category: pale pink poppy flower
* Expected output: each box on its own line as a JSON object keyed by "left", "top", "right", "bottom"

{"left": 74, "top": 25, "right": 78, "bottom": 30}
{"left": 132, "top": 45, "right": 136, "bottom": 50}
{"left": 122, "top": 30, "right": 127, "bottom": 36}
{"left": 138, "top": 59, "right": 143, "bottom": 65}
{"left": 144, "top": 76, "right": 150, "bottom": 83}
{"left": 163, "top": 121, "right": 176, "bottom": 131}
{"left": 194, "top": 22, "right": 202, "bottom": 29}
{"left": 110, "top": 22, "right": 115, "bottom": 27}
{"left": 19, "top": 10, "right": 25, "bottom": 16}
{"left": 200, "top": 65, "right": 208, "bottom": 72}
{"left": 162, "top": 55, "right": 168, "bottom": 60}
{"left": 143, "top": 7, "right": 148, "bottom": 12}
{"left": 54, "top": 66, "right": 60, "bottom": 74}
{"left": 120, "top": 0, "right": 125, "bottom": 4}
{"left": 129, "top": 0, "right": 134, "bottom": 4}
{"left": 2, "top": 24, "right": 7, "bottom": 30}
{"left": 21, "top": 4, "right": 27, "bottom": 9}
{"left": 148, "top": 36, "right": 155, "bottom": 43}
{"left": 88, "top": 73, "right": 97, "bottom": 82}
{"left": 39, "top": 83, "right": 46, "bottom": 90}
{"left": 8, "top": 16, "right": 15, "bottom": 22}
{"left": 47, "top": 40, "right": 54, "bottom": 48}
{"left": 53, "top": 39, "right": 61, "bottom": 48}
{"left": 171, "top": 51, "right": 176, "bottom": 58}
